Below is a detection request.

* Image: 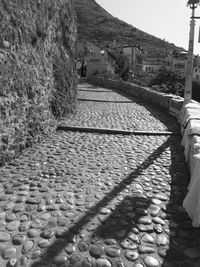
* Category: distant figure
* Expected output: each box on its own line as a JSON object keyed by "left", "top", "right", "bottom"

{"left": 81, "top": 60, "right": 87, "bottom": 78}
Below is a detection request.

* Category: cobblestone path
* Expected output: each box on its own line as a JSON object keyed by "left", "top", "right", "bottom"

{"left": 0, "top": 82, "right": 200, "bottom": 267}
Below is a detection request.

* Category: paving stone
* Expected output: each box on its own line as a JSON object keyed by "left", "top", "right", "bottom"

{"left": 30, "top": 220, "right": 42, "bottom": 229}
{"left": 20, "top": 215, "right": 29, "bottom": 222}
{"left": 99, "top": 208, "right": 111, "bottom": 215}
{"left": 5, "top": 214, "right": 17, "bottom": 222}
{"left": 31, "top": 250, "right": 42, "bottom": 259}
{"left": 120, "top": 239, "right": 137, "bottom": 250}
{"left": 65, "top": 244, "right": 76, "bottom": 254}
{"left": 148, "top": 205, "right": 161, "bottom": 217}
{"left": 27, "top": 229, "right": 38, "bottom": 238}
{"left": 38, "top": 239, "right": 51, "bottom": 248}
{"left": 0, "top": 231, "right": 10, "bottom": 242}
{"left": 116, "top": 261, "right": 126, "bottom": 267}
{"left": 137, "top": 216, "right": 152, "bottom": 225}
{"left": 154, "top": 224, "right": 163, "bottom": 233}
{"left": 22, "top": 240, "right": 34, "bottom": 254}
{"left": 19, "top": 222, "right": 30, "bottom": 232}
{"left": 37, "top": 204, "right": 46, "bottom": 212}
{"left": 69, "top": 253, "right": 82, "bottom": 264}
{"left": 40, "top": 230, "right": 54, "bottom": 239}
{"left": 77, "top": 241, "right": 89, "bottom": 252}
{"left": 26, "top": 198, "right": 42, "bottom": 204}
{"left": 0, "top": 212, "right": 6, "bottom": 219}
{"left": 53, "top": 255, "right": 68, "bottom": 265}
{"left": 104, "top": 239, "right": 117, "bottom": 245}
{"left": 151, "top": 199, "right": 162, "bottom": 205}
{"left": 6, "top": 221, "right": 20, "bottom": 231}
{"left": 127, "top": 233, "right": 140, "bottom": 243}
{"left": 6, "top": 258, "right": 18, "bottom": 267}
{"left": 138, "top": 245, "right": 155, "bottom": 253}
{"left": 40, "top": 213, "right": 51, "bottom": 221}
{"left": 95, "top": 258, "right": 112, "bottom": 267}
{"left": 158, "top": 248, "right": 168, "bottom": 258}
{"left": 152, "top": 217, "right": 165, "bottom": 225}
{"left": 89, "top": 244, "right": 103, "bottom": 258}
{"left": 137, "top": 224, "right": 154, "bottom": 232}
{"left": 142, "top": 234, "right": 154, "bottom": 243}
{"left": 12, "top": 234, "right": 26, "bottom": 245}
{"left": 135, "top": 208, "right": 149, "bottom": 216}
{"left": 154, "top": 194, "right": 168, "bottom": 201}
{"left": 104, "top": 246, "right": 121, "bottom": 257}
{"left": 133, "top": 264, "right": 144, "bottom": 267}
{"left": 125, "top": 250, "right": 139, "bottom": 261}
{"left": 82, "top": 257, "right": 93, "bottom": 267}
{"left": 157, "top": 234, "right": 169, "bottom": 246}
{"left": 13, "top": 204, "right": 24, "bottom": 213}
{"left": 2, "top": 247, "right": 17, "bottom": 259}
{"left": 143, "top": 256, "right": 160, "bottom": 267}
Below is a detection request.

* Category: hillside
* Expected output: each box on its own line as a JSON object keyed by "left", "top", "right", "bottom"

{"left": 74, "top": 0, "right": 184, "bottom": 56}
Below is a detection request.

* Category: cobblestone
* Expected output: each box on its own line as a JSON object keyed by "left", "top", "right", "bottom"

{"left": 0, "top": 82, "right": 198, "bottom": 266}
{"left": 60, "top": 83, "right": 179, "bottom": 132}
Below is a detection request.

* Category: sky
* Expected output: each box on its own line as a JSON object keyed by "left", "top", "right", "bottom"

{"left": 95, "top": 0, "right": 200, "bottom": 55}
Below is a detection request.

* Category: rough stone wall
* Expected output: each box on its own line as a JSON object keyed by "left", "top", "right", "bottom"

{"left": 0, "top": 0, "right": 77, "bottom": 166}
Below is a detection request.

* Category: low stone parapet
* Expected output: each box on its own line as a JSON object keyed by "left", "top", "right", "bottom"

{"left": 88, "top": 76, "right": 182, "bottom": 114}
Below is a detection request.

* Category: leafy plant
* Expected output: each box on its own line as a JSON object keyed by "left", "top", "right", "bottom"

{"left": 192, "top": 81, "right": 200, "bottom": 101}
{"left": 149, "top": 67, "right": 184, "bottom": 95}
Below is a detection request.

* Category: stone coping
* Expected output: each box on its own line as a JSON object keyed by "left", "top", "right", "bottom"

{"left": 87, "top": 76, "right": 200, "bottom": 227}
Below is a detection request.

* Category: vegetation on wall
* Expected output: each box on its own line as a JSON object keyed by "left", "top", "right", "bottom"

{"left": 149, "top": 68, "right": 184, "bottom": 95}
{"left": 0, "top": 0, "right": 77, "bottom": 166}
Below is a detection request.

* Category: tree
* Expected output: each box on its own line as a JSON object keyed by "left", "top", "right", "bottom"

{"left": 114, "top": 53, "right": 130, "bottom": 81}
{"left": 149, "top": 67, "right": 184, "bottom": 95}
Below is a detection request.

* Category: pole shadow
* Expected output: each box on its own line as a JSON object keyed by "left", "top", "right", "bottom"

{"left": 31, "top": 138, "right": 172, "bottom": 267}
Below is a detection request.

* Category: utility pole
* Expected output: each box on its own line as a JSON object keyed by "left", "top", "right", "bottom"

{"left": 184, "top": 0, "right": 200, "bottom": 105}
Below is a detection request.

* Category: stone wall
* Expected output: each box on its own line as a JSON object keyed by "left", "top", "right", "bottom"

{"left": 87, "top": 76, "right": 183, "bottom": 116}
{"left": 0, "top": 0, "right": 77, "bottom": 166}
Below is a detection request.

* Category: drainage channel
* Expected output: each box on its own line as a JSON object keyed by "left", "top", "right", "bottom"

{"left": 78, "top": 98, "right": 135, "bottom": 103}
{"left": 79, "top": 89, "right": 114, "bottom": 93}
{"left": 57, "top": 125, "right": 181, "bottom": 136}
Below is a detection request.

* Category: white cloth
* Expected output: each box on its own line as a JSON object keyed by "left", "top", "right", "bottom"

{"left": 180, "top": 103, "right": 200, "bottom": 227}
{"left": 183, "top": 154, "right": 200, "bottom": 227}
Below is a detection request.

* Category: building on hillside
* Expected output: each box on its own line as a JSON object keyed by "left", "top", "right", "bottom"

{"left": 117, "top": 45, "right": 143, "bottom": 68}
{"left": 171, "top": 52, "right": 200, "bottom": 80}
{"left": 76, "top": 42, "right": 115, "bottom": 77}
{"left": 193, "top": 55, "right": 200, "bottom": 81}
{"left": 86, "top": 49, "right": 115, "bottom": 77}
{"left": 142, "top": 56, "right": 170, "bottom": 74}
{"left": 171, "top": 51, "right": 187, "bottom": 77}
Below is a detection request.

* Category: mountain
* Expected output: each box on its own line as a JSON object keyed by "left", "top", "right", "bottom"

{"left": 74, "top": 0, "right": 184, "bottom": 56}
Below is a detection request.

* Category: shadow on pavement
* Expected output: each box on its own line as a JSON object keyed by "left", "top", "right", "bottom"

{"left": 31, "top": 138, "right": 173, "bottom": 266}
{"left": 30, "top": 83, "right": 200, "bottom": 267}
